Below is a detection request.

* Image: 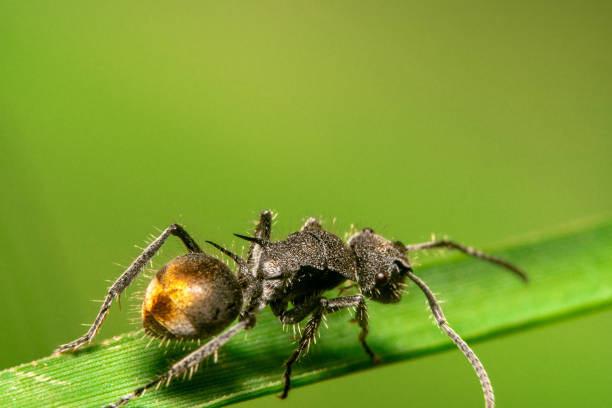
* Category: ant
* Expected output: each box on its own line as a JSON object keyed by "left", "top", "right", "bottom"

{"left": 55, "top": 210, "right": 526, "bottom": 408}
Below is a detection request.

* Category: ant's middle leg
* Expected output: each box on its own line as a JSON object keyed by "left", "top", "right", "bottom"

{"left": 279, "top": 294, "right": 377, "bottom": 399}
{"left": 274, "top": 297, "right": 320, "bottom": 325}
{"left": 55, "top": 224, "right": 202, "bottom": 354}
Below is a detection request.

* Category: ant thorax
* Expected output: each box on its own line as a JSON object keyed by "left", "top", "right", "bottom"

{"left": 254, "top": 227, "right": 355, "bottom": 305}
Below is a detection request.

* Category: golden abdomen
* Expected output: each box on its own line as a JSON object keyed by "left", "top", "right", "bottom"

{"left": 142, "top": 253, "right": 242, "bottom": 339}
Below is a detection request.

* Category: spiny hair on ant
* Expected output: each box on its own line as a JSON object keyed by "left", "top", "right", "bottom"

{"left": 55, "top": 210, "right": 526, "bottom": 408}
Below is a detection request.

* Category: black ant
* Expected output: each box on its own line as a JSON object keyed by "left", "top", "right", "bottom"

{"left": 55, "top": 210, "right": 526, "bottom": 408}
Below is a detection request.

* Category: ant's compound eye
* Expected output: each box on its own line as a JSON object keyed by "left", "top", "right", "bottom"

{"left": 375, "top": 271, "right": 389, "bottom": 286}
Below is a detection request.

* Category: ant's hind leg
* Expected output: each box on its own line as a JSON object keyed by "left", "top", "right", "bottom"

{"left": 104, "top": 319, "right": 250, "bottom": 408}
{"left": 54, "top": 224, "right": 202, "bottom": 354}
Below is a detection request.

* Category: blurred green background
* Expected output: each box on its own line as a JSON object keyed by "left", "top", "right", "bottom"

{"left": 1, "top": 1, "right": 611, "bottom": 407}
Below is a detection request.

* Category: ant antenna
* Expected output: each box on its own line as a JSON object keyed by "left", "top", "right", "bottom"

{"left": 406, "top": 269, "right": 495, "bottom": 408}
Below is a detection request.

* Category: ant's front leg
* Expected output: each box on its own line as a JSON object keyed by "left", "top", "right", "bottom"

{"left": 279, "top": 294, "right": 378, "bottom": 399}
{"left": 55, "top": 224, "right": 202, "bottom": 354}
{"left": 351, "top": 296, "right": 379, "bottom": 364}
{"left": 320, "top": 294, "right": 379, "bottom": 363}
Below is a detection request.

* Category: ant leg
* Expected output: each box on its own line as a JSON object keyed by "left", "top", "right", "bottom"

{"left": 172, "top": 225, "right": 203, "bottom": 253}
{"left": 406, "top": 270, "right": 495, "bottom": 408}
{"left": 300, "top": 217, "right": 323, "bottom": 232}
{"left": 321, "top": 294, "right": 378, "bottom": 363}
{"left": 254, "top": 210, "right": 273, "bottom": 240}
{"left": 405, "top": 239, "right": 527, "bottom": 281}
{"left": 224, "top": 210, "right": 274, "bottom": 292}
{"left": 209, "top": 211, "right": 273, "bottom": 285}
{"left": 246, "top": 210, "right": 273, "bottom": 267}
{"left": 337, "top": 281, "right": 358, "bottom": 296}
{"left": 352, "top": 297, "right": 380, "bottom": 364}
{"left": 276, "top": 297, "right": 320, "bottom": 324}
{"left": 280, "top": 302, "right": 324, "bottom": 399}
{"left": 280, "top": 294, "right": 377, "bottom": 399}
{"left": 104, "top": 319, "right": 250, "bottom": 408}
{"left": 54, "top": 224, "right": 201, "bottom": 354}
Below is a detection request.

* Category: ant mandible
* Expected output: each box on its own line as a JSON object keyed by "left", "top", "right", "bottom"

{"left": 55, "top": 210, "right": 526, "bottom": 408}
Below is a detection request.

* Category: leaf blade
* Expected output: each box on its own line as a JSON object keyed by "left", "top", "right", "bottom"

{"left": 1, "top": 221, "right": 611, "bottom": 408}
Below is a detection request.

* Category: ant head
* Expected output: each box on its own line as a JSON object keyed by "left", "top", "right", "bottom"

{"left": 348, "top": 228, "right": 411, "bottom": 304}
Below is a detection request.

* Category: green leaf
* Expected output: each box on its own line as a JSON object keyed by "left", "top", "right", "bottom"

{"left": 2, "top": 220, "right": 611, "bottom": 408}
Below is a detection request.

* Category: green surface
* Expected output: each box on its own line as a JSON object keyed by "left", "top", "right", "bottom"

{"left": 2, "top": 221, "right": 611, "bottom": 407}
{"left": 1, "top": 1, "right": 612, "bottom": 407}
